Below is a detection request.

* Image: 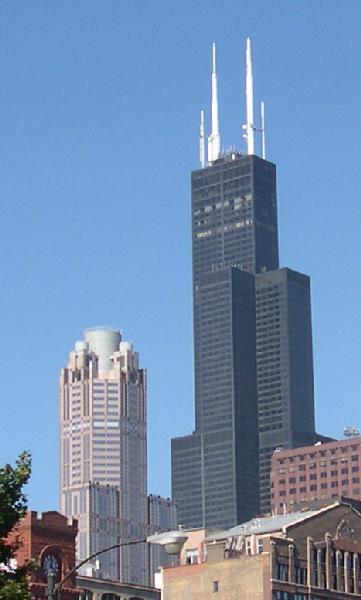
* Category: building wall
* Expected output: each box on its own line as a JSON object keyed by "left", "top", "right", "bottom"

{"left": 60, "top": 328, "right": 149, "bottom": 585}
{"left": 162, "top": 502, "right": 361, "bottom": 600}
{"left": 271, "top": 438, "right": 361, "bottom": 514}
{"left": 147, "top": 495, "right": 177, "bottom": 585}
{"left": 191, "top": 154, "right": 278, "bottom": 285}
{"left": 172, "top": 267, "right": 259, "bottom": 530}
{"left": 191, "top": 154, "right": 278, "bottom": 433}
{"left": 256, "top": 268, "right": 315, "bottom": 513}
{"left": 77, "top": 575, "right": 160, "bottom": 600}
{"left": 7, "top": 511, "right": 78, "bottom": 600}
{"left": 163, "top": 553, "right": 266, "bottom": 600}
{"left": 171, "top": 432, "right": 204, "bottom": 528}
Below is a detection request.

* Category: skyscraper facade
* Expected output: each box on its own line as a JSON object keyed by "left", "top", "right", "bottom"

{"left": 60, "top": 327, "right": 149, "bottom": 585}
{"left": 147, "top": 495, "right": 178, "bottom": 583}
{"left": 173, "top": 266, "right": 259, "bottom": 530}
{"left": 172, "top": 39, "right": 316, "bottom": 527}
{"left": 256, "top": 268, "right": 315, "bottom": 512}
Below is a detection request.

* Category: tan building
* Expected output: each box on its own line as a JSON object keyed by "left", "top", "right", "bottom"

{"left": 270, "top": 438, "right": 361, "bottom": 515}
{"left": 162, "top": 499, "right": 361, "bottom": 599}
{"left": 60, "top": 327, "right": 148, "bottom": 585}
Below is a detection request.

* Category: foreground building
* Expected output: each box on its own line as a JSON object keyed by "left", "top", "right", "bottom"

{"left": 270, "top": 437, "right": 361, "bottom": 515}
{"left": 162, "top": 499, "right": 361, "bottom": 599}
{"left": 6, "top": 511, "right": 78, "bottom": 600}
{"left": 172, "top": 38, "right": 316, "bottom": 527}
{"left": 6, "top": 510, "right": 160, "bottom": 600}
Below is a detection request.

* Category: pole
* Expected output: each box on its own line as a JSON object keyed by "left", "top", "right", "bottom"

{"left": 55, "top": 538, "right": 147, "bottom": 599}
{"left": 47, "top": 573, "right": 56, "bottom": 600}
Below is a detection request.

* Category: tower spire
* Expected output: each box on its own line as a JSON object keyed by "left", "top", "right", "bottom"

{"left": 208, "top": 42, "right": 221, "bottom": 163}
{"left": 245, "top": 37, "right": 254, "bottom": 155}
{"left": 260, "top": 100, "right": 266, "bottom": 159}
{"left": 199, "top": 110, "right": 206, "bottom": 167}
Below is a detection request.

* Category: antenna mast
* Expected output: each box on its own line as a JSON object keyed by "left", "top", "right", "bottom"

{"left": 199, "top": 110, "right": 206, "bottom": 167}
{"left": 208, "top": 42, "right": 220, "bottom": 163}
{"left": 245, "top": 37, "right": 254, "bottom": 155}
{"left": 260, "top": 100, "right": 266, "bottom": 159}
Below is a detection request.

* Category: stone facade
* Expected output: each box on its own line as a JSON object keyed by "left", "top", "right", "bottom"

{"left": 162, "top": 500, "right": 361, "bottom": 600}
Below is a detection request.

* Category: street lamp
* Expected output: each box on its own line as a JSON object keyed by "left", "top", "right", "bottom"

{"left": 46, "top": 529, "right": 188, "bottom": 600}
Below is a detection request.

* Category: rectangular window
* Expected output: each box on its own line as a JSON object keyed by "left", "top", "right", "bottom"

{"left": 212, "top": 581, "right": 219, "bottom": 593}
{"left": 185, "top": 548, "right": 199, "bottom": 564}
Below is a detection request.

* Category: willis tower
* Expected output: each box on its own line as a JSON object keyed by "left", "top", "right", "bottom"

{"left": 171, "top": 39, "right": 315, "bottom": 529}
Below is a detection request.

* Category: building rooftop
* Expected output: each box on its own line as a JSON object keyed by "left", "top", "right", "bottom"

{"left": 206, "top": 508, "right": 325, "bottom": 541}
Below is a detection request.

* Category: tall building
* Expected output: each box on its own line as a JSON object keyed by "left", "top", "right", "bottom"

{"left": 256, "top": 268, "right": 315, "bottom": 512}
{"left": 172, "top": 38, "right": 316, "bottom": 527}
{"left": 60, "top": 327, "right": 149, "bottom": 585}
{"left": 172, "top": 266, "right": 259, "bottom": 530}
{"left": 270, "top": 436, "right": 361, "bottom": 515}
{"left": 147, "top": 495, "right": 178, "bottom": 583}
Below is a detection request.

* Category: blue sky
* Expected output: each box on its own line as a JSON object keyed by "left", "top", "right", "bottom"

{"left": 1, "top": 1, "right": 360, "bottom": 510}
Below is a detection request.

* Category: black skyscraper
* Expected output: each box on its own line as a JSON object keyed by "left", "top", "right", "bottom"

{"left": 172, "top": 153, "right": 280, "bottom": 529}
{"left": 171, "top": 41, "right": 316, "bottom": 528}
{"left": 172, "top": 265, "right": 258, "bottom": 529}
{"left": 256, "top": 268, "right": 315, "bottom": 512}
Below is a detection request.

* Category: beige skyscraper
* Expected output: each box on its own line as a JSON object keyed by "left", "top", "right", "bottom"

{"left": 59, "top": 327, "right": 149, "bottom": 585}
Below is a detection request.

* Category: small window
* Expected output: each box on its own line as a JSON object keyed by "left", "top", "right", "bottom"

{"left": 257, "top": 538, "right": 264, "bottom": 554}
{"left": 185, "top": 548, "right": 199, "bottom": 564}
{"left": 212, "top": 581, "right": 219, "bottom": 593}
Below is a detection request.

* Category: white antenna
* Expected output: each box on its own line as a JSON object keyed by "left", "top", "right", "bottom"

{"left": 207, "top": 42, "right": 220, "bottom": 163}
{"left": 245, "top": 37, "right": 254, "bottom": 155}
{"left": 199, "top": 110, "right": 206, "bottom": 167}
{"left": 260, "top": 100, "right": 266, "bottom": 159}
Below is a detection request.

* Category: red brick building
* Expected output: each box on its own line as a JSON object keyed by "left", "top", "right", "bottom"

{"left": 270, "top": 438, "right": 361, "bottom": 514}
{"left": 7, "top": 511, "right": 79, "bottom": 600}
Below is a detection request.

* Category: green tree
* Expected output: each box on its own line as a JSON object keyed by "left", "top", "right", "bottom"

{"left": 0, "top": 452, "right": 32, "bottom": 600}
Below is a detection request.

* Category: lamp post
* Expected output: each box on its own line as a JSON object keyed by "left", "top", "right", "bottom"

{"left": 46, "top": 529, "right": 188, "bottom": 600}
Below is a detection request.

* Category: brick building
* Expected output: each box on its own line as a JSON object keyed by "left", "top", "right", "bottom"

{"left": 270, "top": 438, "right": 361, "bottom": 515}
{"left": 6, "top": 511, "right": 160, "bottom": 600}
{"left": 162, "top": 499, "right": 361, "bottom": 599}
{"left": 7, "top": 511, "right": 78, "bottom": 600}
